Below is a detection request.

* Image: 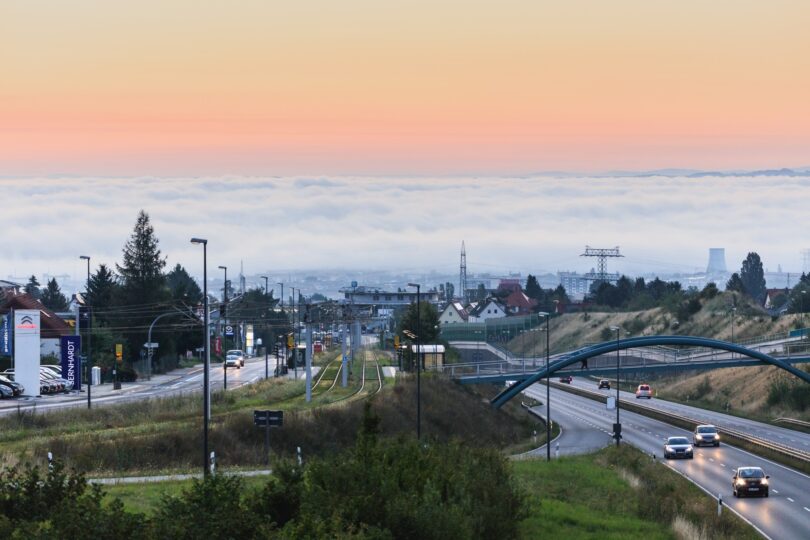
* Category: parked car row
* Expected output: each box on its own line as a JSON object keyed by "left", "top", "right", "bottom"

{"left": 0, "top": 365, "right": 72, "bottom": 396}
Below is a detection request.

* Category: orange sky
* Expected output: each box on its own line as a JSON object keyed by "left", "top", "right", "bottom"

{"left": 2, "top": 0, "right": 809, "bottom": 175}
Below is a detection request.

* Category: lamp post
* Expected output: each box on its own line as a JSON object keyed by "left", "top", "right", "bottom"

{"left": 190, "top": 238, "right": 210, "bottom": 477}
{"left": 537, "top": 312, "right": 551, "bottom": 460}
{"left": 260, "top": 276, "right": 269, "bottom": 377}
{"left": 730, "top": 306, "right": 737, "bottom": 359}
{"left": 291, "top": 287, "right": 298, "bottom": 379}
{"left": 610, "top": 325, "right": 621, "bottom": 446}
{"left": 218, "top": 265, "right": 228, "bottom": 390}
{"left": 801, "top": 290, "right": 806, "bottom": 323}
{"left": 407, "top": 283, "right": 421, "bottom": 440}
{"left": 79, "top": 255, "right": 91, "bottom": 409}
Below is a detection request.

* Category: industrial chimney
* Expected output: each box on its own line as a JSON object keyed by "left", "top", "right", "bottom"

{"left": 706, "top": 248, "right": 727, "bottom": 274}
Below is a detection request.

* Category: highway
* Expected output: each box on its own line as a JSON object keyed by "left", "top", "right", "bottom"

{"left": 567, "top": 378, "right": 810, "bottom": 455}
{"left": 0, "top": 355, "right": 301, "bottom": 417}
{"left": 525, "top": 383, "right": 810, "bottom": 540}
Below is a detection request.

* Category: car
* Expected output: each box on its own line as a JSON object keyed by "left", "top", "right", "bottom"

{"left": 694, "top": 424, "right": 720, "bottom": 447}
{"left": 224, "top": 354, "right": 242, "bottom": 369}
{"left": 635, "top": 384, "right": 652, "bottom": 399}
{"left": 313, "top": 341, "right": 323, "bottom": 353}
{"left": 663, "top": 436, "right": 694, "bottom": 459}
{"left": 732, "top": 467, "right": 769, "bottom": 498}
{"left": 225, "top": 350, "right": 245, "bottom": 367}
{"left": 598, "top": 379, "right": 611, "bottom": 389}
{"left": 558, "top": 375, "right": 573, "bottom": 384}
{"left": 0, "top": 375, "right": 24, "bottom": 396}
{"left": 0, "top": 385, "right": 12, "bottom": 399}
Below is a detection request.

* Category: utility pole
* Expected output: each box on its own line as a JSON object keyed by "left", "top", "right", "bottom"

{"left": 219, "top": 266, "right": 228, "bottom": 390}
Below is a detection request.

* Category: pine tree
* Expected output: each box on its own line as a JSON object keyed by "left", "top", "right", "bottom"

{"left": 167, "top": 264, "right": 203, "bottom": 305}
{"left": 40, "top": 278, "right": 69, "bottom": 311}
{"left": 116, "top": 211, "right": 170, "bottom": 363}
{"left": 86, "top": 264, "right": 119, "bottom": 324}
{"left": 24, "top": 275, "right": 41, "bottom": 299}
{"left": 740, "top": 252, "right": 766, "bottom": 304}
{"left": 525, "top": 275, "right": 543, "bottom": 300}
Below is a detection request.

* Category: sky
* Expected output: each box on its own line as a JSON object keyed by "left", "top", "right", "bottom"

{"left": 2, "top": 3, "right": 809, "bottom": 283}
{"left": 2, "top": 0, "right": 809, "bottom": 175}
{"left": 2, "top": 175, "right": 809, "bottom": 285}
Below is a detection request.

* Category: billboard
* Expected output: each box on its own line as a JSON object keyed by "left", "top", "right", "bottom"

{"left": 1, "top": 313, "right": 11, "bottom": 356}
{"left": 60, "top": 335, "right": 82, "bottom": 391}
{"left": 14, "top": 310, "right": 41, "bottom": 397}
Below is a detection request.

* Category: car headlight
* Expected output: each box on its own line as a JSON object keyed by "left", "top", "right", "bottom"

{"left": 736, "top": 479, "right": 746, "bottom": 486}
{"left": 761, "top": 478, "right": 768, "bottom": 485}
{"left": 665, "top": 446, "right": 673, "bottom": 452}
{"left": 715, "top": 434, "right": 720, "bottom": 440}
{"left": 696, "top": 434, "right": 703, "bottom": 440}
{"left": 686, "top": 445, "right": 693, "bottom": 451}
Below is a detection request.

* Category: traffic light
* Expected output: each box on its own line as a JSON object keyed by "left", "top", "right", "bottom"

{"left": 115, "top": 343, "right": 123, "bottom": 363}
{"left": 394, "top": 335, "right": 400, "bottom": 349}
{"left": 287, "top": 333, "right": 294, "bottom": 349}
{"left": 219, "top": 304, "right": 226, "bottom": 316}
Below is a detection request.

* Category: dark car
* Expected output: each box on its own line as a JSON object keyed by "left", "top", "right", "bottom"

{"left": 0, "top": 375, "right": 24, "bottom": 396}
{"left": 694, "top": 424, "right": 720, "bottom": 447}
{"left": 663, "top": 436, "right": 694, "bottom": 459}
{"left": 558, "top": 375, "right": 573, "bottom": 384}
{"left": 598, "top": 379, "right": 611, "bottom": 389}
{"left": 0, "top": 385, "right": 13, "bottom": 399}
{"left": 733, "top": 467, "right": 769, "bottom": 498}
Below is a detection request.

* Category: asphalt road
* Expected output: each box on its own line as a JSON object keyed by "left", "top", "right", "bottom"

{"left": 0, "top": 355, "right": 304, "bottom": 417}
{"left": 567, "top": 377, "right": 810, "bottom": 455}
{"left": 524, "top": 383, "right": 810, "bottom": 540}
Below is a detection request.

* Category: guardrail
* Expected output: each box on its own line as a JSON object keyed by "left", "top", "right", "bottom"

{"left": 548, "top": 382, "right": 810, "bottom": 467}
{"left": 774, "top": 417, "right": 810, "bottom": 429}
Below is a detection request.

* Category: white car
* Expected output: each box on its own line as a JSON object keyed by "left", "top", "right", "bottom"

{"left": 225, "top": 349, "right": 245, "bottom": 368}
{"left": 635, "top": 384, "right": 652, "bottom": 399}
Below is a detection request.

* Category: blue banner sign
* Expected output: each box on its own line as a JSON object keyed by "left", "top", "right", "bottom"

{"left": 60, "top": 335, "right": 82, "bottom": 390}
{"left": 0, "top": 314, "right": 11, "bottom": 356}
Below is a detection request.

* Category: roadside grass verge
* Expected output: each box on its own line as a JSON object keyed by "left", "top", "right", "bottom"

{"left": 0, "top": 371, "right": 542, "bottom": 475}
{"left": 514, "top": 445, "right": 759, "bottom": 540}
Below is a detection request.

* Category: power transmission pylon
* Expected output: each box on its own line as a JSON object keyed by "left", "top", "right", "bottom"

{"left": 459, "top": 241, "right": 468, "bottom": 304}
{"left": 580, "top": 246, "right": 623, "bottom": 284}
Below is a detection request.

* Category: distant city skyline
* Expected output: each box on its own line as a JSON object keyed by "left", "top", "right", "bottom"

{"left": 2, "top": 174, "right": 808, "bottom": 290}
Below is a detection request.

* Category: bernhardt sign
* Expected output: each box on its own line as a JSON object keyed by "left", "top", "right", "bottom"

{"left": 60, "top": 335, "right": 82, "bottom": 391}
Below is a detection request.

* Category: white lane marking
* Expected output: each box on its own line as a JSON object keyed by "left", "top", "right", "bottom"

{"left": 709, "top": 458, "right": 715, "bottom": 462}
{"left": 772, "top": 489, "right": 778, "bottom": 494}
{"left": 804, "top": 507, "right": 810, "bottom": 512}
{"left": 787, "top": 497, "right": 795, "bottom": 502}
{"left": 720, "top": 463, "right": 725, "bottom": 468}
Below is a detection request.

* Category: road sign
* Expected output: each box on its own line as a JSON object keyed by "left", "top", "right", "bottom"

{"left": 254, "top": 410, "right": 283, "bottom": 427}
{"left": 143, "top": 342, "right": 159, "bottom": 349}
{"left": 225, "top": 325, "right": 234, "bottom": 337}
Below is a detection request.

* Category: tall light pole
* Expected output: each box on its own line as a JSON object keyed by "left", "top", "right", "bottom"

{"left": 730, "top": 305, "right": 737, "bottom": 359}
{"left": 291, "top": 287, "right": 298, "bottom": 379}
{"left": 79, "top": 255, "right": 91, "bottom": 409}
{"left": 261, "top": 276, "right": 269, "bottom": 377}
{"left": 610, "top": 325, "right": 621, "bottom": 446}
{"left": 218, "top": 265, "right": 228, "bottom": 390}
{"left": 190, "top": 238, "right": 210, "bottom": 477}
{"left": 408, "top": 283, "right": 421, "bottom": 440}
{"left": 537, "top": 312, "right": 550, "bottom": 460}
{"left": 801, "top": 290, "right": 806, "bottom": 323}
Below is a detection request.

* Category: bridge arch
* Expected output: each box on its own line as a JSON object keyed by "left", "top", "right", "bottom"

{"left": 491, "top": 335, "right": 810, "bottom": 408}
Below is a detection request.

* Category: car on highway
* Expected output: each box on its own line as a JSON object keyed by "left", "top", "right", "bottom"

{"left": 598, "top": 379, "right": 611, "bottom": 389}
{"left": 0, "top": 384, "right": 13, "bottom": 399}
{"left": 732, "top": 466, "right": 769, "bottom": 498}
{"left": 0, "top": 375, "right": 24, "bottom": 396}
{"left": 558, "top": 375, "right": 573, "bottom": 384}
{"left": 693, "top": 424, "right": 720, "bottom": 447}
{"left": 663, "top": 436, "right": 694, "bottom": 459}
{"left": 635, "top": 384, "right": 652, "bottom": 399}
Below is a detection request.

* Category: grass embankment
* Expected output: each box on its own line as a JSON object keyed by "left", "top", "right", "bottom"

{"left": 0, "top": 352, "right": 542, "bottom": 475}
{"left": 515, "top": 445, "right": 759, "bottom": 540}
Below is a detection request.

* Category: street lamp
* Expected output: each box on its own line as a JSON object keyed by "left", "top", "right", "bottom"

{"left": 190, "top": 237, "right": 210, "bottom": 477}
{"left": 730, "top": 305, "right": 737, "bottom": 359}
{"left": 261, "top": 276, "right": 269, "bottom": 296}
{"left": 218, "top": 266, "right": 228, "bottom": 390}
{"left": 407, "top": 283, "right": 421, "bottom": 440}
{"left": 261, "top": 276, "right": 269, "bottom": 378}
{"left": 537, "top": 311, "right": 551, "bottom": 461}
{"left": 290, "top": 287, "right": 298, "bottom": 379}
{"left": 610, "top": 325, "right": 621, "bottom": 446}
{"left": 801, "top": 290, "right": 806, "bottom": 323}
{"left": 79, "top": 255, "right": 91, "bottom": 409}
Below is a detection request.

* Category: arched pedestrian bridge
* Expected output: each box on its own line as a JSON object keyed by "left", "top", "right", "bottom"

{"left": 441, "top": 335, "right": 810, "bottom": 408}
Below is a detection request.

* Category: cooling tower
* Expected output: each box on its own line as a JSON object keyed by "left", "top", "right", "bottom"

{"left": 706, "top": 248, "right": 727, "bottom": 274}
